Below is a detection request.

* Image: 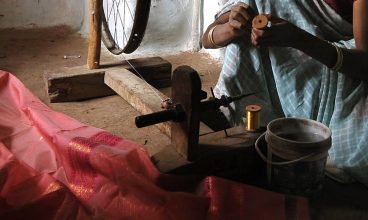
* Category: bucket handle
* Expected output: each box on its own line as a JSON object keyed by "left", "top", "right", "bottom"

{"left": 255, "top": 133, "right": 316, "bottom": 165}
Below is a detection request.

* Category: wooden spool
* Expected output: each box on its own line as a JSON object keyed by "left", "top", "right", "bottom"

{"left": 252, "top": 15, "right": 269, "bottom": 29}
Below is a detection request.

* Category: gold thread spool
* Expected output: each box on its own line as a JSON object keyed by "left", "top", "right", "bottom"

{"left": 245, "top": 104, "right": 262, "bottom": 132}
{"left": 252, "top": 14, "right": 269, "bottom": 29}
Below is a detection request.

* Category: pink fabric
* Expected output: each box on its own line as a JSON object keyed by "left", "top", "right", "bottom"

{"left": 0, "top": 70, "right": 309, "bottom": 219}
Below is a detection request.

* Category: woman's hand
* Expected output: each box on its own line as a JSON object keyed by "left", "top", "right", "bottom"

{"left": 202, "top": 3, "right": 255, "bottom": 48}
{"left": 226, "top": 2, "right": 256, "bottom": 38}
{"left": 251, "top": 15, "right": 306, "bottom": 48}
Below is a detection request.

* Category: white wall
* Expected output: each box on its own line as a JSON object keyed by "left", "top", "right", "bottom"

{"left": 126, "top": 0, "right": 197, "bottom": 57}
{"left": 87, "top": 0, "right": 201, "bottom": 58}
{"left": 99, "top": 0, "right": 226, "bottom": 58}
{"left": 0, "top": 0, "right": 226, "bottom": 59}
{"left": 0, "top": 0, "right": 85, "bottom": 30}
{"left": 200, "top": 0, "right": 224, "bottom": 59}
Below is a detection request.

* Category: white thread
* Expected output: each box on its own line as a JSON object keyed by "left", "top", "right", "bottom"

{"left": 121, "top": 54, "right": 166, "bottom": 102}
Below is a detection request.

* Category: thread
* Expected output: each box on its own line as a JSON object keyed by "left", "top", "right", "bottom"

{"left": 245, "top": 104, "right": 261, "bottom": 132}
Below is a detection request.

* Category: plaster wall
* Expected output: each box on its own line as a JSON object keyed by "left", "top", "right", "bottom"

{"left": 97, "top": 0, "right": 225, "bottom": 58}
{"left": 0, "top": 0, "right": 225, "bottom": 59}
{"left": 0, "top": 0, "right": 85, "bottom": 30}
{"left": 200, "top": 0, "right": 225, "bottom": 59}
{"left": 128, "top": 0, "right": 195, "bottom": 56}
{"left": 91, "top": 0, "right": 199, "bottom": 58}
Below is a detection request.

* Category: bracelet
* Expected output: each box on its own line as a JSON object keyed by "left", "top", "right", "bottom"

{"left": 331, "top": 44, "right": 343, "bottom": 72}
{"left": 208, "top": 25, "right": 222, "bottom": 48}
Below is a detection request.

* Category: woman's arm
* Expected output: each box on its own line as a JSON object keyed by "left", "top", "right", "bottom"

{"left": 353, "top": 0, "right": 368, "bottom": 50}
{"left": 297, "top": 0, "right": 368, "bottom": 81}
{"left": 251, "top": 0, "right": 368, "bottom": 81}
{"left": 202, "top": 3, "right": 255, "bottom": 49}
{"left": 338, "top": 0, "right": 368, "bottom": 80}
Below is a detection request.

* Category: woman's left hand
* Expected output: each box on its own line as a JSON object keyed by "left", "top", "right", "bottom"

{"left": 251, "top": 15, "right": 306, "bottom": 48}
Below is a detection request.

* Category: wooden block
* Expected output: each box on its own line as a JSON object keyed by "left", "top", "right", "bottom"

{"left": 151, "top": 143, "right": 190, "bottom": 173}
{"left": 171, "top": 66, "right": 203, "bottom": 161}
{"left": 44, "top": 57, "right": 172, "bottom": 103}
{"left": 45, "top": 68, "right": 111, "bottom": 102}
{"left": 198, "top": 126, "right": 265, "bottom": 182}
{"left": 101, "top": 57, "right": 172, "bottom": 88}
{"left": 153, "top": 126, "right": 266, "bottom": 184}
{"left": 104, "top": 68, "right": 171, "bottom": 137}
{"left": 199, "top": 126, "right": 261, "bottom": 150}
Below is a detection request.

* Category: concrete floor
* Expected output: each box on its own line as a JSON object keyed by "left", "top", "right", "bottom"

{"left": 0, "top": 26, "right": 221, "bottom": 156}
{"left": 1, "top": 27, "right": 368, "bottom": 220}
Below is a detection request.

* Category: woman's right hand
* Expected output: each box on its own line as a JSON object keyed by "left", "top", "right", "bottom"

{"left": 226, "top": 2, "right": 255, "bottom": 38}
{"left": 202, "top": 2, "right": 255, "bottom": 48}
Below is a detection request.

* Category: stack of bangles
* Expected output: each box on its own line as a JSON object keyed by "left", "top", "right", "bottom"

{"left": 331, "top": 44, "right": 344, "bottom": 72}
{"left": 208, "top": 25, "right": 222, "bottom": 48}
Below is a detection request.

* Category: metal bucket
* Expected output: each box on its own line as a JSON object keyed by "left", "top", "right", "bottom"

{"left": 255, "top": 117, "right": 332, "bottom": 196}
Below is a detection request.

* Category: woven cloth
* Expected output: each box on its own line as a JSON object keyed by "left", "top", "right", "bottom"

{"left": 213, "top": 0, "right": 368, "bottom": 186}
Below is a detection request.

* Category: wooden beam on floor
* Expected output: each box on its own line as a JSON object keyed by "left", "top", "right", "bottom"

{"left": 44, "top": 57, "right": 172, "bottom": 103}
{"left": 105, "top": 68, "right": 172, "bottom": 137}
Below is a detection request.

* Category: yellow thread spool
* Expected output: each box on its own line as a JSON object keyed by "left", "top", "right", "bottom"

{"left": 245, "top": 104, "right": 262, "bottom": 132}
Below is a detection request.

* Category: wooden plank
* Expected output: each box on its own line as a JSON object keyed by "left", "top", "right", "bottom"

{"left": 153, "top": 126, "right": 265, "bottom": 183}
{"left": 197, "top": 126, "right": 265, "bottom": 183}
{"left": 151, "top": 123, "right": 221, "bottom": 173}
{"left": 45, "top": 68, "right": 110, "bottom": 102}
{"left": 44, "top": 57, "right": 172, "bottom": 103}
{"left": 199, "top": 126, "right": 262, "bottom": 151}
{"left": 151, "top": 143, "right": 190, "bottom": 173}
{"left": 171, "top": 66, "right": 203, "bottom": 161}
{"left": 101, "top": 57, "right": 172, "bottom": 87}
{"left": 105, "top": 68, "right": 172, "bottom": 137}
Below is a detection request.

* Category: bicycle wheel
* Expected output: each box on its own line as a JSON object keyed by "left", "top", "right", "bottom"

{"left": 101, "top": 0, "right": 151, "bottom": 55}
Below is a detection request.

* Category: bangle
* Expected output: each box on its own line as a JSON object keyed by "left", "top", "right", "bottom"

{"left": 208, "top": 25, "right": 222, "bottom": 48}
{"left": 331, "top": 44, "right": 343, "bottom": 72}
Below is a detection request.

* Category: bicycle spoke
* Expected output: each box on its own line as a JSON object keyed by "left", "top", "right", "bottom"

{"left": 102, "top": 0, "right": 151, "bottom": 54}
{"left": 114, "top": 0, "right": 121, "bottom": 47}
{"left": 107, "top": 0, "right": 115, "bottom": 21}
{"left": 120, "top": 0, "right": 128, "bottom": 46}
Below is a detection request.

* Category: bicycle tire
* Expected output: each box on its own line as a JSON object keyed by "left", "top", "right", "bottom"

{"left": 101, "top": 0, "right": 151, "bottom": 55}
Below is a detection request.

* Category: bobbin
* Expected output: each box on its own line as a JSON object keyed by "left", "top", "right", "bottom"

{"left": 252, "top": 14, "right": 269, "bottom": 29}
{"left": 245, "top": 104, "right": 262, "bottom": 132}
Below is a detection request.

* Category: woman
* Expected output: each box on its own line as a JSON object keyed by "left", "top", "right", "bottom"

{"left": 202, "top": 0, "right": 368, "bottom": 186}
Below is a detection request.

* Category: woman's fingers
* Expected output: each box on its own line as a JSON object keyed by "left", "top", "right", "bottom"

{"left": 229, "top": 3, "right": 255, "bottom": 30}
{"left": 251, "top": 29, "right": 262, "bottom": 47}
{"left": 233, "top": 3, "right": 255, "bottom": 21}
{"left": 229, "top": 13, "right": 248, "bottom": 28}
{"left": 251, "top": 28, "right": 277, "bottom": 47}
